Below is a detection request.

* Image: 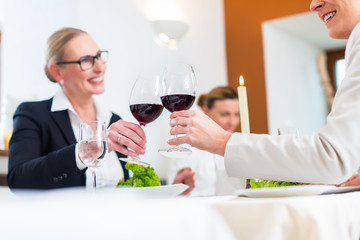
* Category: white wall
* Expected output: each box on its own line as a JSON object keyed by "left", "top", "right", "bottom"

{"left": 262, "top": 21, "right": 328, "bottom": 136}
{"left": 0, "top": 0, "right": 227, "bottom": 179}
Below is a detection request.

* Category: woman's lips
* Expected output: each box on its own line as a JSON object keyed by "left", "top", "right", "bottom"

{"left": 88, "top": 76, "right": 103, "bottom": 83}
{"left": 323, "top": 10, "right": 336, "bottom": 23}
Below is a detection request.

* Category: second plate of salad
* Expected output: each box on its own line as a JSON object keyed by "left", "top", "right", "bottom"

{"left": 236, "top": 185, "right": 336, "bottom": 198}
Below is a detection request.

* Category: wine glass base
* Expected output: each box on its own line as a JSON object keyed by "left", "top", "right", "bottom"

{"left": 158, "top": 147, "right": 192, "bottom": 158}
{"left": 119, "top": 157, "right": 150, "bottom": 167}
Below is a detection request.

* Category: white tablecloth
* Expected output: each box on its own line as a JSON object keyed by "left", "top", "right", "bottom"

{"left": 0, "top": 188, "right": 236, "bottom": 240}
{"left": 215, "top": 192, "right": 360, "bottom": 240}
{"left": 0, "top": 187, "right": 359, "bottom": 240}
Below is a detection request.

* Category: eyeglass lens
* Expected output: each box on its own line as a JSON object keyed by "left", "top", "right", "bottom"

{"left": 80, "top": 51, "right": 108, "bottom": 71}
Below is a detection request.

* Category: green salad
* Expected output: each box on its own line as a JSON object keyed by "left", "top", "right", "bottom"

{"left": 117, "top": 163, "right": 161, "bottom": 187}
{"left": 250, "top": 179, "right": 300, "bottom": 188}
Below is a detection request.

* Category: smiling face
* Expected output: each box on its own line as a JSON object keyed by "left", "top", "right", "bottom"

{"left": 56, "top": 34, "right": 106, "bottom": 99}
{"left": 203, "top": 99, "right": 240, "bottom": 132}
{"left": 310, "top": 0, "right": 360, "bottom": 39}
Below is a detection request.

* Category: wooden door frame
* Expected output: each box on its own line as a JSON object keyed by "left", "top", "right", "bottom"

{"left": 326, "top": 48, "right": 345, "bottom": 91}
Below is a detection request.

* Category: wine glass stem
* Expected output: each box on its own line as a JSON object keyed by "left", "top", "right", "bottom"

{"left": 134, "top": 125, "right": 145, "bottom": 160}
{"left": 92, "top": 169, "right": 97, "bottom": 189}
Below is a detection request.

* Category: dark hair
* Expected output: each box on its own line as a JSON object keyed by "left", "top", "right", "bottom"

{"left": 44, "top": 27, "right": 87, "bottom": 83}
{"left": 197, "top": 86, "right": 238, "bottom": 109}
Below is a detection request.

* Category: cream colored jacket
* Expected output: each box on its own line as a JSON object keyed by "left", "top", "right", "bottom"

{"left": 224, "top": 23, "right": 360, "bottom": 185}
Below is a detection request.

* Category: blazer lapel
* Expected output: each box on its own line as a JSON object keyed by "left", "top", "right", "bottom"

{"left": 50, "top": 110, "right": 77, "bottom": 144}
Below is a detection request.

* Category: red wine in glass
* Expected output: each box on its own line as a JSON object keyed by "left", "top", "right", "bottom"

{"left": 158, "top": 63, "right": 197, "bottom": 158}
{"left": 130, "top": 103, "right": 164, "bottom": 126}
{"left": 119, "top": 75, "right": 163, "bottom": 166}
{"left": 160, "top": 94, "right": 195, "bottom": 112}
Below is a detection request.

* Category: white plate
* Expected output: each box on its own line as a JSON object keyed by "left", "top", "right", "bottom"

{"left": 115, "top": 183, "right": 189, "bottom": 198}
{"left": 236, "top": 185, "right": 336, "bottom": 198}
{"left": 321, "top": 185, "right": 360, "bottom": 195}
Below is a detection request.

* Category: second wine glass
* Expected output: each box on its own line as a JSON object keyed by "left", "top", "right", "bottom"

{"left": 158, "top": 62, "right": 197, "bottom": 158}
{"left": 78, "top": 121, "right": 108, "bottom": 190}
{"left": 120, "top": 74, "right": 164, "bottom": 166}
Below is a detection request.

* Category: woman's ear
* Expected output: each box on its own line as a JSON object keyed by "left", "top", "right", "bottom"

{"left": 49, "top": 63, "right": 63, "bottom": 84}
{"left": 202, "top": 106, "right": 210, "bottom": 115}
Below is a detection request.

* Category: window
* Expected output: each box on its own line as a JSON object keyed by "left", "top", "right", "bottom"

{"left": 335, "top": 58, "right": 345, "bottom": 89}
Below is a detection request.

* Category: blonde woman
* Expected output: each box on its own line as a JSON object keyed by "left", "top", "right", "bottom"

{"left": 8, "top": 27, "right": 194, "bottom": 191}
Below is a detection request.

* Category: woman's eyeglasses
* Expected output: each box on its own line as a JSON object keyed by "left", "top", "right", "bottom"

{"left": 56, "top": 50, "right": 108, "bottom": 71}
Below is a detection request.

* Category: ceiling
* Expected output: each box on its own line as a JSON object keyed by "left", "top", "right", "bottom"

{"left": 265, "top": 11, "right": 347, "bottom": 51}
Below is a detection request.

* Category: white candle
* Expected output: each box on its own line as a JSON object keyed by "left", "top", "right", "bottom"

{"left": 238, "top": 75, "right": 250, "bottom": 133}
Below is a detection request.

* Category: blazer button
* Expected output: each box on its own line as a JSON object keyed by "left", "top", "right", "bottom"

{"left": 53, "top": 177, "right": 58, "bottom": 183}
{"left": 58, "top": 176, "right": 63, "bottom": 181}
{"left": 63, "top": 173, "right": 68, "bottom": 179}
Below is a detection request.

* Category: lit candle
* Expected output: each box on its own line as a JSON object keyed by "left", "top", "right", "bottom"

{"left": 238, "top": 75, "right": 250, "bottom": 133}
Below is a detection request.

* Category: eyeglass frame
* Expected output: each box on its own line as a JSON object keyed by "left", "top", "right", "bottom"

{"left": 56, "top": 50, "right": 109, "bottom": 71}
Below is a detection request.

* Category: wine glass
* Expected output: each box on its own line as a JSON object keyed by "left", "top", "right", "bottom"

{"left": 120, "top": 74, "right": 164, "bottom": 166}
{"left": 78, "top": 121, "right": 108, "bottom": 190}
{"left": 158, "top": 62, "right": 197, "bottom": 158}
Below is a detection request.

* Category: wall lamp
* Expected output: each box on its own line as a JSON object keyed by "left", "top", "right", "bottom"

{"left": 151, "top": 20, "right": 189, "bottom": 50}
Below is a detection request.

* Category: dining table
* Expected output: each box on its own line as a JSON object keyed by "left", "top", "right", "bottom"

{"left": 0, "top": 186, "right": 359, "bottom": 240}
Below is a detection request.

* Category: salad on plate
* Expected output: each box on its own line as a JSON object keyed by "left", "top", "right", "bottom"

{"left": 250, "top": 179, "right": 301, "bottom": 188}
{"left": 117, "top": 163, "right": 161, "bottom": 187}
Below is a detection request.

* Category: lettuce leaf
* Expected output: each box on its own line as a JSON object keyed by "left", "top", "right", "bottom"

{"left": 250, "top": 179, "right": 300, "bottom": 188}
{"left": 117, "top": 163, "right": 161, "bottom": 187}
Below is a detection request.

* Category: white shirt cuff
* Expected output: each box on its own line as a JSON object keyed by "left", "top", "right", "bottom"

{"left": 75, "top": 142, "right": 87, "bottom": 170}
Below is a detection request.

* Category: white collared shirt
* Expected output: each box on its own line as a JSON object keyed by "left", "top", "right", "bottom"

{"left": 51, "top": 89, "right": 124, "bottom": 188}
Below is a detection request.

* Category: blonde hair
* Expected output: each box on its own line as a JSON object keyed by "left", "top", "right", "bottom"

{"left": 197, "top": 86, "right": 238, "bottom": 109}
{"left": 44, "top": 27, "right": 87, "bottom": 82}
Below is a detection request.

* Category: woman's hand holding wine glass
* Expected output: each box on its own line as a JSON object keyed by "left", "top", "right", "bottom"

{"left": 107, "top": 120, "right": 147, "bottom": 158}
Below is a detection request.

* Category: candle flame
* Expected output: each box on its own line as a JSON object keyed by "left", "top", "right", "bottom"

{"left": 239, "top": 75, "right": 245, "bottom": 86}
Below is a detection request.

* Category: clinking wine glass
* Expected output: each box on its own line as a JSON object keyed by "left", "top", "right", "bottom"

{"left": 120, "top": 74, "right": 164, "bottom": 166}
{"left": 158, "top": 62, "right": 197, "bottom": 158}
{"left": 78, "top": 121, "right": 108, "bottom": 190}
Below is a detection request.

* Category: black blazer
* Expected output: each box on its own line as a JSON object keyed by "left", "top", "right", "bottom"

{"left": 7, "top": 98, "right": 129, "bottom": 189}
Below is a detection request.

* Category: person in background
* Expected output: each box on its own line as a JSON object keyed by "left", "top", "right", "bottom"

{"left": 7, "top": 27, "right": 194, "bottom": 193}
{"left": 166, "top": 0, "right": 360, "bottom": 185}
{"left": 168, "top": 87, "right": 246, "bottom": 196}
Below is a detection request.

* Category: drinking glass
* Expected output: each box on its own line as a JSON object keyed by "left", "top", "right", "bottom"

{"left": 120, "top": 74, "right": 164, "bottom": 166}
{"left": 158, "top": 62, "right": 197, "bottom": 158}
{"left": 78, "top": 121, "right": 108, "bottom": 190}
